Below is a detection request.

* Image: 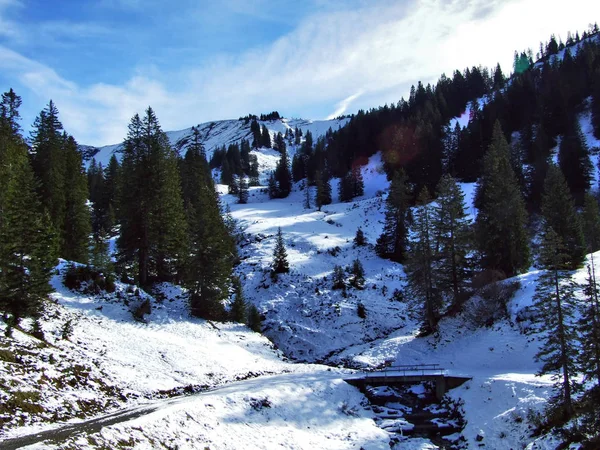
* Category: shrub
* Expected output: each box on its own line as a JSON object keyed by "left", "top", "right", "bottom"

{"left": 357, "top": 302, "right": 366, "bottom": 319}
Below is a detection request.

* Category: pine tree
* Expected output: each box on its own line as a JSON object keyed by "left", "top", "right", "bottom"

{"left": 118, "top": 108, "right": 187, "bottom": 285}
{"left": 273, "top": 149, "right": 291, "bottom": 198}
{"left": 582, "top": 193, "right": 600, "bottom": 253}
{"left": 332, "top": 265, "right": 346, "bottom": 290}
{"left": 261, "top": 124, "right": 271, "bottom": 148}
{"left": 30, "top": 100, "right": 66, "bottom": 235}
{"left": 349, "top": 259, "right": 365, "bottom": 289}
{"left": 406, "top": 187, "right": 441, "bottom": 334}
{"left": 238, "top": 176, "right": 249, "bottom": 204}
{"left": 541, "top": 164, "right": 585, "bottom": 269}
{"left": 182, "top": 145, "right": 234, "bottom": 319}
{"left": 228, "top": 174, "right": 240, "bottom": 195}
{"left": 434, "top": 174, "right": 472, "bottom": 310}
{"left": 303, "top": 181, "right": 311, "bottom": 209}
{"left": 90, "top": 229, "right": 112, "bottom": 274}
{"left": 250, "top": 119, "right": 261, "bottom": 148}
{"left": 272, "top": 227, "right": 289, "bottom": 274}
{"left": 351, "top": 166, "right": 364, "bottom": 197}
{"left": 315, "top": 170, "right": 332, "bottom": 211}
{"left": 338, "top": 171, "right": 354, "bottom": 202}
{"left": 475, "top": 121, "right": 530, "bottom": 277}
{"left": 62, "top": 135, "right": 91, "bottom": 263}
{"left": 248, "top": 155, "right": 260, "bottom": 186}
{"left": 230, "top": 276, "right": 247, "bottom": 323}
{"left": 559, "top": 116, "right": 592, "bottom": 205}
{"left": 376, "top": 169, "right": 412, "bottom": 263}
{"left": 579, "top": 262, "right": 600, "bottom": 388}
{"left": 246, "top": 303, "right": 262, "bottom": 332}
{"left": 534, "top": 227, "right": 579, "bottom": 418}
{"left": 0, "top": 141, "right": 57, "bottom": 319}
{"left": 354, "top": 227, "right": 366, "bottom": 246}
{"left": 592, "top": 85, "right": 600, "bottom": 141}
{"left": 268, "top": 172, "right": 278, "bottom": 199}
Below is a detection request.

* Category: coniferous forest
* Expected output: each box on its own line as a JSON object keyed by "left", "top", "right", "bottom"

{"left": 2, "top": 23, "right": 600, "bottom": 448}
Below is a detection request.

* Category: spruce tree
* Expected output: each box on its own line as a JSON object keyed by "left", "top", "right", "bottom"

{"left": 351, "top": 166, "right": 364, "bottom": 197}
{"left": 475, "top": 121, "right": 530, "bottom": 277}
{"left": 579, "top": 263, "right": 600, "bottom": 388}
{"left": 434, "top": 174, "right": 472, "bottom": 310}
{"left": 338, "top": 172, "right": 354, "bottom": 202}
{"left": 182, "top": 145, "right": 234, "bottom": 319}
{"left": 0, "top": 142, "right": 57, "bottom": 318}
{"left": 272, "top": 227, "right": 289, "bottom": 274}
{"left": 541, "top": 164, "right": 585, "bottom": 269}
{"left": 406, "top": 187, "right": 441, "bottom": 334}
{"left": 332, "top": 265, "right": 346, "bottom": 290}
{"left": 268, "top": 172, "right": 278, "bottom": 199}
{"left": 261, "top": 124, "right": 271, "bottom": 148}
{"left": 349, "top": 259, "right": 365, "bottom": 289}
{"left": 273, "top": 150, "right": 291, "bottom": 198}
{"left": 62, "top": 135, "right": 91, "bottom": 263}
{"left": 582, "top": 193, "right": 600, "bottom": 253}
{"left": 238, "top": 176, "right": 249, "bottom": 204}
{"left": 376, "top": 169, "right": 412, "bottom": 263}
{"left": 230, "top": 276, "right": 247, "bottom": 323}
{"left": 248, "top": 155, "right": 260, "bottom": 187}
{"left": 30, "top": 100, "right": 66, "bottom": 235}
{"left": 247, "top": 304, "right": 262, "bottom": 332}
{"left": 354, "top": 227, "right": 366, "bottom": 246}
{"left": 118, "top": 108, "right": 187, "bottom": 285}
{"left": 315, "top": 170, "right": 332, "bottom": 211}
{"left": 250, "top": 119, "right": 261, "bottom": 148}
{"left": 534, "top": 227, "right": 579, "bottom": 418}
{"left": 558, "top": 116, "right": 592, "bottom": 205}
{"left": 303, "top": 181, "right": 311, "bottom": 209}
{"left": 228, "top": 174, "right": 240, "bottom": 195}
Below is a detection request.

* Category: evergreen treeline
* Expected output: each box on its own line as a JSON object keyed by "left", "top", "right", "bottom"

{"left": 0, "top": 92, "right": 241, "bottom": 323}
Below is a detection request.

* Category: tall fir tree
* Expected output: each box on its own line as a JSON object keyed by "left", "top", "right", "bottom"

{"left": 582, "top": 193, "right": 600, "bottom": 254}
{"left": 315, "top": 170, "right": 332, "bottom": 211}
{"left": 579, "top": 263, "right": 600, "bottom": 388}
{"left": 118, "top": 108, "right": 187, "bottom": 285}
{"left": 534, "top": 227, "right": 579, "bottom": 418}
{"left": 0, "top": 106, "right": 57, "bottom": 318}
{"left": 238, "top": 176, "right": 249, "bottom": 204}
{"left": 230, "top": 276, "right": 247, "bottom": 323}
{"left": 434, "top": 174, "right": 472, "bottom": 310}
{"left": 30, "top": 100, "right": 66, "bottom": 234}
{"left": 272, "top": 227, "right": 289, "bottom": 274}
{"left": 261, "top": 124, "right": 271, "bottom": 148}
{"left": 62, "top": 135, "right": 91, "bottom": 263}
{"left": 541, "top": 164, "right": 585, "bottom": 269}
{"left": 376, "top": 169, "right": 412, "bottom": 263}
{"left": 558, "top": 116, "right": 592, "bottom": 205}
{"left": 273, "top": 149, "right": 292, "bottom": 198}
{"left": 475, "top": 121, "right": 530, "bottom": 277}
{"left": 406, "top": 187, "right": 442, "bottom": 334}
{"left": 182, "top": 145, "right": 235, "bottom": 319}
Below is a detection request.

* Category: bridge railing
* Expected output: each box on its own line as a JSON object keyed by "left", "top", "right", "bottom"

{"left": 363, "top": 363, "right": 446, "bottom": 378}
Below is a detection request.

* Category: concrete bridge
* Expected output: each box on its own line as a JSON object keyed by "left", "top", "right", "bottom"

{"left": 345, "top": 364, "right": 471, "bottom": 400}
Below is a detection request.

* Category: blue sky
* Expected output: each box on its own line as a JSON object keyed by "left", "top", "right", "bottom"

{"left": 0, "top": 0, "right": 598, "bottom": 146}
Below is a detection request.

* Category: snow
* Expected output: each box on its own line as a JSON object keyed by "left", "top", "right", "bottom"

{"left": 5, "top": 123, "right": 598, "bottom": 449}
{"left": 85, "top": 116, "right": 350, "bottom": 168}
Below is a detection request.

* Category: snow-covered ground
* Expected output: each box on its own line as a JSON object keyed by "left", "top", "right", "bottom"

{"left": 86, "top": 116, "right": 350, "bottom": 168}
{"left": 5, "top": 129, "right": 598, "bottom": 448}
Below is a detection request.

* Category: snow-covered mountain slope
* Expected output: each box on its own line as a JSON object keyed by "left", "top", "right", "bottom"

{"left": 85, "top": 116, "right": 350, "bottom": 167}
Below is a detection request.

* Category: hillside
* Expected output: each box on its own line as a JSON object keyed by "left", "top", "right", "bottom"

{"left": 84, "top": 116, "right": 350, "bottom": 168}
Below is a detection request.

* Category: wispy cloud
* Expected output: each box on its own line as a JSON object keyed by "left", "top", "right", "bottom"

{"left": 327, "top": 91, "right": 364, "bottom": 119}
{"left": 0, "top": 0, "right": 598, "bottom": 146}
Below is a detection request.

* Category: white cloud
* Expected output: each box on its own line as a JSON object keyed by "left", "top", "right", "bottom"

{"left": 1, "top": 0, "right": 599, "bottom": 146}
